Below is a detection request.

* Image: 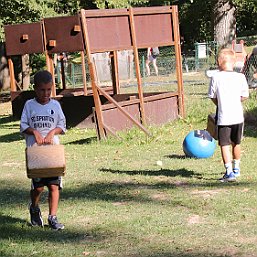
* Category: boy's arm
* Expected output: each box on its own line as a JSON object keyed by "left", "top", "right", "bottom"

{"left": 44, "top": 127, "right": 64, "bottom": 144}
{"left": 23, "top": 127, "right": 45, "bottom": 145}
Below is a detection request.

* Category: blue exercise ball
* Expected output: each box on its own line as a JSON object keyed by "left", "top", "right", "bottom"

{"left": 183, "top": 130, "right": 216, "bottom": 158}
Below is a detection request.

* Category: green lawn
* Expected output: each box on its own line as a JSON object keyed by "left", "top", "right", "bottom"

{"left": 1, "top": 78, "right": 257, "bottom": 257}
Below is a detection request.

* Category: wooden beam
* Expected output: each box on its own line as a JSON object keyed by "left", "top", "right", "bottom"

{"left": 172, "top": 6, "right": 185, "bottom": 118}
{"left": 83, "top": 6, "right": 172, "bottom": 18}
{"left": 60, "top": 54, "right": 66, "bottom": 89}
{"left": 96, "top": 85, "right": 151, "bottom": 136}
{"left": 80, "top": 9, "right": 106, "bottom": 139}
{"left": 111, "top": 50, "right": 120, "bottom": 94}
{"left": 102, "top": 122, "right": 121, "bottom": 139}
{"left": 80, "top": 51, "right": 88, "bottom": 95}
{"left": 129, "top": 7, "right": 146, "bottom": 125}
{"left": 42, "top": 20, "right": 56, "bottom": 97}
{"left": 41, "top": 20, "right": 51, "bottom": 71}
{"left": 8, "top": 57, "right": 16, "bottom": 92}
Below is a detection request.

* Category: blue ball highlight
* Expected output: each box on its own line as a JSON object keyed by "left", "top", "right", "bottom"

{"left": 183, "top": 130, "right": 216, "bottom": 158}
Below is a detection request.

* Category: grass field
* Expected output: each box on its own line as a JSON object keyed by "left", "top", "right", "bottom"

{"left": 1, "top": 75, "right": 257, "bottom": 257}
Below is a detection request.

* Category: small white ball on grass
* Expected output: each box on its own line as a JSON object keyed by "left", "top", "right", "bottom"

{"left": 156, "top": 160, "right": 163, "bottom": 167}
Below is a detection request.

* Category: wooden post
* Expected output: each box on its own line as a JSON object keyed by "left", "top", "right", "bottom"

{"left": 80, "top": 9, "right": 106, "bottom": 139}
{"left": 8, "top": 57, "right": 16, "bottom": 92}
{"left": 48, "top": 54, "right": 56, "bottom": 97}
{"left": 80, "top": 51, "right": 88, "bottom": 95}
{"left": 60, "top": 53, "right": 66, "bottom": 89}
{"left": 172, "top": 6, "right": 185, "bottom": 118}
{"left": 42, "top": 19, "right": 56, "bottom": 97}
{"left": 111, "top": 50, "right": 120, "bottom": 94}
{"left": 8, "top": 57, "right": 17, "bottom": 91}
{"left": 128, "top": 8, "right": 146, "bottom": 125}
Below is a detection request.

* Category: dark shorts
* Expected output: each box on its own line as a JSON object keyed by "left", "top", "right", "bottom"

{"left": 218, "top": 123, "right": 243, "bottom": 146}
{"left": 31, "top": 177, "right": 62, "bottom": 190}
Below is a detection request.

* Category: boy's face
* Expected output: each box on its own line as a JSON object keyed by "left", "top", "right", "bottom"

{"left": 34, "top": 82, "right": 52, "bottom": 105}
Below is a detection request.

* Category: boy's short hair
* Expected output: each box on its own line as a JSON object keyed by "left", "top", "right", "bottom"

{"left": 34, "top": 70, "right": 53, "bottom": 88}
{"left": 218, "top": 48, "right": 236, "bottom": 67}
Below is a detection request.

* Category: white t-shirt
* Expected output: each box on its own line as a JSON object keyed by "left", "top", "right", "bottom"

{"left": 20, "top": 98, "right": 66, "bottom": 147}
{"left": 208, "top": 71, "right": 249, "bottom": 125}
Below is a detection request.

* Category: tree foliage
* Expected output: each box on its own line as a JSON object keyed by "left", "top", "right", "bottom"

{"left": 0, "top": 0, "right": 257, "bottom": 46}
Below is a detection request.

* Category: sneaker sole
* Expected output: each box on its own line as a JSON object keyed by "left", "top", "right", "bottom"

{"left": 49, "top": 225, "right": 65, "bottom": 230}
{"left": 219, "top": 177, "right": 236, "bottom": 182}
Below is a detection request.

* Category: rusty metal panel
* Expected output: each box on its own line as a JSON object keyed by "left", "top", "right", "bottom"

{"left": 4, "top": 23, "right": 44, "bottom": 56}
{"left": 44, "top": 16, "right": 84, "bottom": 53}
{"left": 134, "top": 13, "right": 173, "bottom": 48}
{"left": 102, "top": 104, "right": 140, "bottom": 132}
{"left": 144, "top": 96, "right": 178, "bottom": 125}
{"left": 86, "top": 16, "right": 132, "bottom": 53}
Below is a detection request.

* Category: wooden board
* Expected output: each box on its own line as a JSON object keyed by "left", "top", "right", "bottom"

{"left": 4, "top": 22, "right": 44, "bottom": 55}
{"left": 26, "top": 144, "right": 66, "bottom": 178}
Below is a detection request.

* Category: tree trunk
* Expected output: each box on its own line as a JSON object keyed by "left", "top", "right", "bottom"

{"left": 213, "top": 0, "right": 236, "bottom": 48}
{"left": 0, "top": 43, "right": 10, "bottom": 91}
{"left": 22, "top": 54, "right": 30, "bottom": 90}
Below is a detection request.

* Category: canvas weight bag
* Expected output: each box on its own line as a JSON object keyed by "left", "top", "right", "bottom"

{"left": 206, "top": 113, "right": 218, "bottom": 140}
{"left": 26, "top": 144, "right": 66, "bottom": 178}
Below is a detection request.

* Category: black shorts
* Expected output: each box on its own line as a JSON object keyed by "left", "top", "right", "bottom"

{"left": 31, "top": 177, "right": 62, "bottom": 190}
{"left": 218, "top": 123, "right": 243, "bottom": 146}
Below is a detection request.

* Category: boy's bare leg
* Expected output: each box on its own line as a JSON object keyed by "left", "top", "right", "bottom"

{"left": 47, "top": 184, "right": 64, "bottom": 230}
{"left": 152, "top": 59, "right": 158, "bottom": 76}
{"left": 48, "top": 184, "right": 59, "bottom": 216}
{"left": 146, "top": 59, "right": 151, "bottom": 76}
{"left": 30, "top": 187, "right": 44, "bottom": 226}
{"left": 220, "top": 145, "right": 236, "bottom": 181}
{"left": 232, "top": 143, "right": 241, "bottom": 160}
{"left": 31, "top": 187, "right": 44, "bottom": 207}
{"left": 220, "top": 145, "right": 231, "bottom": 164}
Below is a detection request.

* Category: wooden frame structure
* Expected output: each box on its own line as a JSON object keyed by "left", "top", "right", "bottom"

{"left": 4, "top": 6, "right": 184, "bottom": 140}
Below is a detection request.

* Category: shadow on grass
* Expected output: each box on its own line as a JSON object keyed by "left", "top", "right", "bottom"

{"left": 135, "top": 252, "right": 233, "bottom": 257}
{"left": 65, "top": 136, "right": 97, "bottom": 145}
{"left": 165, "top": 154, "right": 187, "bottom": 159}
{"left": 0, "top": 213, "right": 106, "bottom": 245}
{"left": 244, "top": 124, "right": 257, "bottom": 138}
{"left": 61, "top": 179, "right": 254, "bottom": 204}
{"left": 0, "top": 131, "right": 23, "bottom": 143}
{"left": 0, "top": 115, "right": 15, "bottom": 124}
{"left": 244, "top": 107, "right": 257, "bottom": 138}
{"left": 100, "top": 168, "right": 200, "bottom": 178}
{"left": 0, "top": 177, "right": 254, "bottom": 208}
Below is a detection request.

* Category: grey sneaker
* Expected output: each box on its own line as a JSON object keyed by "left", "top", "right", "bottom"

{"left": 48, "top": 215, "right": 64, "bottom": 230}
{"left": 29, "top": 203, "right": 44, "bottom": 227}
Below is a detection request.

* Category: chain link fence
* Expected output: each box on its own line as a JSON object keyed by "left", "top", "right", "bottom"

{"left": 55, "top": 35, "right": 257, "bottom": 90}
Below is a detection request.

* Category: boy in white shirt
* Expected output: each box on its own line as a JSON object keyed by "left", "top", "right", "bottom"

{"left": 20, "top": 70, "right": 66, "bottom": 229}
{"left": 208, "top": 48, "right": 249, "bottom": 182}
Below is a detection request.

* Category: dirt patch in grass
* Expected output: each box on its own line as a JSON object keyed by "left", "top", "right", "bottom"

{"left": 187, "top": 214, "right": 204, "bottom": 224}
{"left": 150, "top": 192, "right": 170, "bottom": 201}
{"left": 191, "top": 189, "right": 226, "bottom": 198}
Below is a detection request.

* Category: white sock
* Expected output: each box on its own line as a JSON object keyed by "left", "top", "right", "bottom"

{"left": 233, "top": 159, "right": 240, "bottom": 170}
{"left": 224, "top": 162, "right": 233, "bottom": 174}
